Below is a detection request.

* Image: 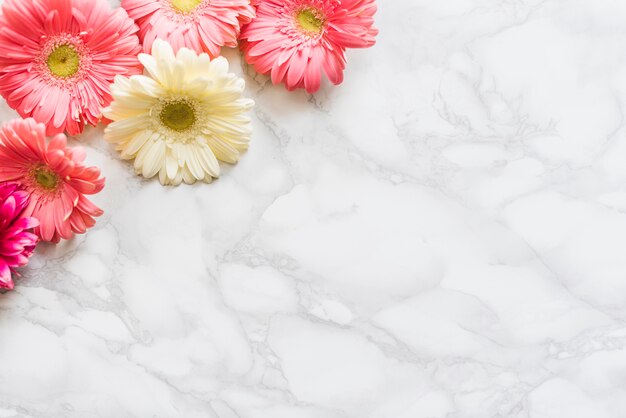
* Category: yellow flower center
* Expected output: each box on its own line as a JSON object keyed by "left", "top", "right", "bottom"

{"left": 47, "top": 44, "right": 80, "bottom": 78}
{"left": 296, "top": 8, "right": 324, "bottom": 34}
{"left": 32, "top": 166, "right": 59, "bottom": 190}
{"left": 171, "top": 0, "right": 203, "bottom": 13}
{"left": 160, "top": 100, "right": 196, "bottom": 132}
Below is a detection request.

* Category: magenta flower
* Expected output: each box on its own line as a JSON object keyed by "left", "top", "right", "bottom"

{"left": 0, "top": 183, "right": 38, "bottom": 291}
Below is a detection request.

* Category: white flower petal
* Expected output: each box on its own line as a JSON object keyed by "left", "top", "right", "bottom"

{"left": 141, "top": 139, "right": 166, "bottom": 178}
{"left": 152, "top": 39, "right": 176, "bottom": 63}
{"left": 208, "top": 57, "right": 229, "bottom": 77}
{"left": 122, "top": 131, "right": 155, "bottom": 158}
{"left": 165, "top": 150, "right": 178, "bottom": 180}
{"left": 138, "top": 53, "right": 161, "bottom": 82}
{"left": 196, "top": 145, "right": 221, "bottom": 177}
{"left": 203, "top": 135, "right": 240, "bottom": 164}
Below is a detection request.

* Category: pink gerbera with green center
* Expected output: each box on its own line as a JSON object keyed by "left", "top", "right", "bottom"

{"left": 0, "top": 0, "right": 142, "bottom": 136}
{"left": 121, "top": 0, "right": 255, "bottom": 58}
{"left": 0, "top": 118, "right": 105, "bottom": 244}
{"left": 239, "top": 0, "right": 378, "bottom": 93}
{"left": 0, "top": 183, "right": 38, "bottom": 291}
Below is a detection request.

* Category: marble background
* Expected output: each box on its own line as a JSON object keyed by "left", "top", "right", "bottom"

{"left": 2, "top": 0, "right": 626, "bottom": 417}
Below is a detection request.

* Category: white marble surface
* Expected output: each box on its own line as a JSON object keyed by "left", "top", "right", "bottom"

{"left": 2, "top": 0, "right": 626, "bottom": 416}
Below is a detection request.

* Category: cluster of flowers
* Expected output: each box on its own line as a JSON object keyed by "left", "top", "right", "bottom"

{"left": 0, "top": 0, "right": 377, "bottom": 290}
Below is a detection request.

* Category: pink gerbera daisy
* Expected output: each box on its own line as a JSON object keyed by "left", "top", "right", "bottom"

{"left": 0, "top": 0, "right": 142, "bottom": 136}
{"left": 0, "top": 118, "right": 105, "bottom": 243}
{"left": 239, "top": 0, "right": 378, "bottom": 93}
{"left": 122, "top": 0, "right": 255, "bottom": 58}
{"left": 0, "top": 183, "right": 38, "bottom": 291}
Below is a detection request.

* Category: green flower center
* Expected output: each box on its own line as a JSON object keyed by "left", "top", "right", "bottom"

{"left": 160, "top": 100, "right": 196, "bottom": 132}
{"left": 171, "top": 0, "right": 203, "bottom": 13}
{"left": 33, "top": 166, "right": 59, "bottom": 190}
{"left": 296, "top": 8, "right": 324, "bottom": 33}
{"left": 47, "top": 44, "right": 80, "bottom": 78}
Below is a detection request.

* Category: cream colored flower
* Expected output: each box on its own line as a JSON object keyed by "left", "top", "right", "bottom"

{"left": 103, "top": 39, "right": 254, "bottom": 185}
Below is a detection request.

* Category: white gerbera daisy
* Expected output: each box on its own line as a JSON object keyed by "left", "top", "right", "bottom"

{"left": 103, "top": 39, "right": 254, "bottom": 185}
